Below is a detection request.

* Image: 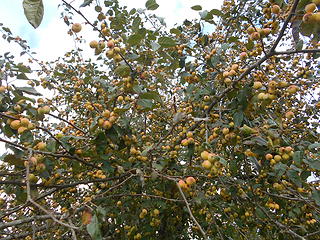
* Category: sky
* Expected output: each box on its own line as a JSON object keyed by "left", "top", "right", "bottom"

{"left": 0, "top": 0, "right": 223, "bottom": 61}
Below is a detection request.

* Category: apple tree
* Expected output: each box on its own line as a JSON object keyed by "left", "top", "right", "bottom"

{"left": 0, "top": 0, "right": 320, "bottom": 239}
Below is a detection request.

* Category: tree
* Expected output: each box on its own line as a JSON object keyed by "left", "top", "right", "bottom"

{"left": 0, "top": 0, "right": 320, "bottom": 239}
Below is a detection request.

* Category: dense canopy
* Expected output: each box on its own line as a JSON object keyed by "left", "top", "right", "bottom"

{"left": 0, "top": 0, "right": 320, "bottom": 239}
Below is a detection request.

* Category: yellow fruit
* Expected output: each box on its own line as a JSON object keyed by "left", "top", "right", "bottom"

{"left": 285, "top": 111, "right": 294, "bottom": 119}
{"left": 17, "top": 126, "right": 27, "bottom": 134}
{"left": 37, "top": 142, "right": 46, "bottom": 150}
{"left": 185, "top": 176, "right": 196, "bottom": 185}
{"left": 201, "top": 151, "right": 209, "bottom": 160}
{"left": 202, "top": 160, "right": 212, "bottom": 169}
{"left": 10, "top": 120, "right": 21, "bottom": 130}
{"left": 247, "top": 26, "right": 255, "bottom": 34}
{"left": 222, "top": 128, "right": 229, "bottom": 135}
{"left": 102, "top": 120, "right": 112, "bottom": 129}
{"left": 287, "top": 85, "right": 299, "bottom": 94}
{"left": 89, "top": 40, "right": 98, "bottom": 48}
{"left": 282, "top": 153, "right": 290, "bottom": 161}
{"left": 0, "top": 86, "right": 6, "bottom": 93}
{"left": 29, "top": 174, "right": 38, "bottom": 183}
{"left": 253, "top": 81, "right": 263, "bottom": 89}
{"left": 71, "top": 23, "right": 82, "bottom": 33}
{"left": 153, "top": 209, "right": 160, "bottom": 215}
{"left": 303, "top": 13, "right": 315, "bottom": 23}
{"left": 117, "top": 96, "right": 124, "bottom": 102}
{"left": 305, "top": 3, "right": 317, "bottom": 13}
{"left": 274, "top": 155, "right": 282, "bottom": 162}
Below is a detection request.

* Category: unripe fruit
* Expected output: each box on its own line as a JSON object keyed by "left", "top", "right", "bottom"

{"left": 89, "top": 40, "right": 98, "bottom": 48}
{"left": 98, "top": 41, "right": 105, "bottom": 49}
{"left": 201, "top": 151, "right": 209, "bottom": 160}
{"left": 71, "top": 23, "right": 82, "bottom": 33}
{"left": 247, "top": 26, "right": 255, "bottom": 34}
{"left": 257, "top": 92, "right": 265, "bottom": 100}
{"left": 305, "top": 3, "right": 317, "bottom": 13}
{"left": 274, "top": 155, "right": 282, "bottom": 162}
{"left": 113, "top": 54, "right": 122, "bottom": 62}
{"left": 29, "top": 174, "right": 38, "bottom": 183}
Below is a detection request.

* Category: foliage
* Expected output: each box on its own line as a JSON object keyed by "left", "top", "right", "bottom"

{"left": 0, "top": 0, "right": 320, "bottom": 239}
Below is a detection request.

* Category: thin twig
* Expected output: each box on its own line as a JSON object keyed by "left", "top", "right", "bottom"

{"left": 25, "top": 151, "right": 79, "bottom": 230}
{"left": 176, "top": 182, "right": 207, "bottom": 239}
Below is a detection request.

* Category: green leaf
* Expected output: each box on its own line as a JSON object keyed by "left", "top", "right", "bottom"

{"left": 114, "top": 64, "right": 131, "bottom": 77}
{"left": 210, "top": 9, "right": 223, "bottom": 16}
{"left": 308, "top": 143, "right": 320, "bottom": 151}
{"left": 170, "top": 28, "right": 182, "bottom": 35}
{"left": 80, "top": 0, "right": 94, "bottom": 7}
{"left": 191, "top": 5, "right": 202, "bottom": 11}
{"left": 158, "top": 37, "right": 176, "bottom": 48}
{"left": 16, "top": 63, "right": 32, "bottom": 73}
{"left": 312, "top": 189, "right": 320, "bottom": 206}
{"left": 255, "top": 207, "right": 266, "bottom": 219}
{"left": 139, "top": 91, "right": 163, "bottom": 104}
{"left": 4, "top": 154, "right": 24, "bottom": 167}
{"left": 273, "top": 162, "right": 287, "bottom": 177}
{"left": 87, "top": 215, "right": 102, "bottom": 240}
{"left": 287, "top": 169, "right": 301, "bottom": 187}
{"left": 145, "top": 0, "right": 159, "bottom": 10}
{"left": 15, "top": 87, "right": 42, "bottom": 96}
{"left": 127, "top": 34, "right": 143, "bottom": 46}
{"left": 137, "top": 99, "right": 154, "bottom": 109}
{"left": 23, "top": 0, "right": 44, "bottom": 29}
{"left": 293, "top": 151, "right": 303, "bottom": 165}
{"left": 233, "top": 111, "right": 244, "bottom": 127}
{"left": 150, "top": 41, "right": 161, "bottom": 51}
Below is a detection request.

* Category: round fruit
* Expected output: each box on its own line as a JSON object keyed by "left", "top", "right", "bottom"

{"left": 202, "top": 160, "right": 212, "bottom": 169}
{"left": 305, "top": 3, "right": 317, "bottom": 13}
{"left": 178, "top": 180, "right": 187, "bottom": 189}
{"left": 253, "top": 81, "right": 263, "bottom": 89}
{"left": 71, "top": 23, "right": 82, "bottom": 33}
{"left": 271, "top": 5, "right": 280, "bottom": 14}
{"left": 89, "top": 40, "right": 98, "bottom": 48}
{"left": 107, "top": 39, "right": 115, "bottom": 48}
{"left": 10, "top": 120, "right": 21, "bottom": 130}
{"left": 185, "top": 176, "right": 196, "bottom": 185}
